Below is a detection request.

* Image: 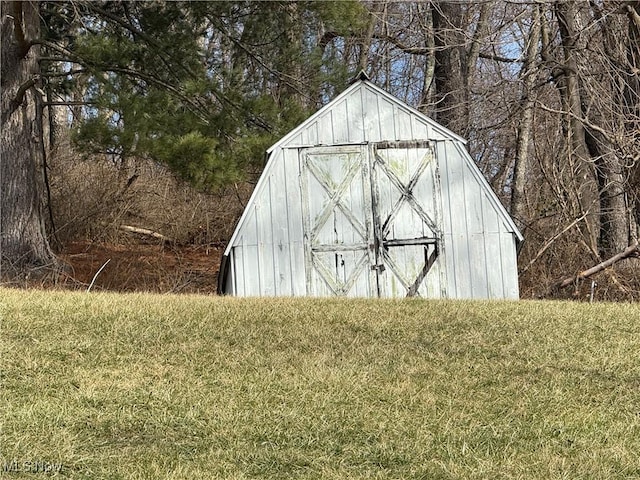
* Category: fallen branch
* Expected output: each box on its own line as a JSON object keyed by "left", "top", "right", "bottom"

{"left": 555, "top": 243, "right": 640, "bottom": 289}
{"left": 87, "top": 259, "right": 110, "bottom": 292}
{"left": 120, "top": 225, "right": 172, "bottom": 243}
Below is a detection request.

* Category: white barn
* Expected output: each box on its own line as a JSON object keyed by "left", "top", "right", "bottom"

{"left": 218, "top": 75, "right": 523, "bottom": 299}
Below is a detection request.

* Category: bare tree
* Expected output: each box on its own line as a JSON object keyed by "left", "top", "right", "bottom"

{"left": 1, "top": 1, "right": 58, "bottom": 277}
{"left": 552, "top": 1, "right": 601, "bottom": 252}
{"left": 511, "top": 4, "right": 541, "bottom": 230}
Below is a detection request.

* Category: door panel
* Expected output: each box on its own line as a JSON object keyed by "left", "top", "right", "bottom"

{"left": 300, "top": 146, "right": 376, "bottom": 297}
{"left": 371, "top": 143, "right": 443, "bottom": 298}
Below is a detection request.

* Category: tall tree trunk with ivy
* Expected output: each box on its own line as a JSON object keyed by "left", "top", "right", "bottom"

{"left": 1, "top": 1, "right": 58, "bottom": 278}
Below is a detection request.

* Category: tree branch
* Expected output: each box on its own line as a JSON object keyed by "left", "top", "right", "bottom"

{"left": 373, "top": 34, "right": 522, "bottom": 64}
{"left": 34, "top": 19, "right": 273, "bottom": 133}
{"left": 40, "top": 69, "right": 88, "bottom": 78}
{"left": 86, "top": 3, "right": 268, "bottom": 131}
{"left": 554, "top": 243, "right": 640, "bottom": 290}
{"left": 318, "top": 31, "right": 339, "bottom": 51}
{"left": 1, "top": 77, "right": 37, "bottom": 124}
{"left": 33, "top": 40, "right": 214, "bottom": 125}
{"left": 373, "top": 33, "right": 432, "bottom": 55}
{"left": 536, "top": 101, "right": 624, "bottom": 147}
{"left": 31, "top": 39, "right": 90, "bottom": 68}
{"left": 217, "top": 26, "right": 307, "bottom": 103}
{"left": 103, "top": 66, "right": 212, "bottom": 125}
{"left": 43, "top": 101, "right": 95, "bottom": 106}
{"left": 84, "top": 4, "right": 197, "bottom": 88}
{"left": 478, "top": 52, "right": 522, "bottom": 64}
{"left": 520, "top": 212, "right": 588, "bottom": 275}
{"left": 627, "top": 3, "right": 640, "bottom": 31}
{"left": 120, "top": 225, "right": 172, "bottom": 243}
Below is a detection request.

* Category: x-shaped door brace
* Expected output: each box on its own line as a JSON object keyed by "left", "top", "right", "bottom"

{"left": 310, "top": 250, "right": 370, "bottom": 296}
{"left": 303, "top": 147, "right": 440, "bottom": 297}
{"left": 304, "top": 154, "right": 367, "bottom": 243}
{"left": 304, "top": 152, "right": 371, "bottom": 295}
{"left": 373, "top": 149, "right": 438, "bottom": 237}
{"left": 373, "top": 147, "right": 440, "bottom": 297}
{"left": 377, "top": 243, "right": 439, "bottom": 297}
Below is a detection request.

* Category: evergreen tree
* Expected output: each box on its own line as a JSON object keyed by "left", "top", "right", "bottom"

{"left": 42, "top": 0, "right": 368, "bottom": 191}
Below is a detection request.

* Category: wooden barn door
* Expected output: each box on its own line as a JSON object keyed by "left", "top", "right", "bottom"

{"left": 370, "top": 141, "right": 444, "bottom": 298}
{"left": 300, "top": 146, "right": 377, "bottom": 297}
{"left": 300, "top": 142, "right": 443, "bottom": 298}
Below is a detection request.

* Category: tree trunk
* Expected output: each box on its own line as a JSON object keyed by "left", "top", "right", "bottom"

{"left": 418, "top": 4, "right": 436, "bottom": 114}
{"left": 582, "top": 1, "right": 634, "bottom": 259}
{"left": 586, "top": 128, "right": 630, "bottom": 258}
{"left": 1, "top": 1, "right": 58, "bottom": 278}
{"left": 281, "top": 0, "right": 304, "bottom": 107}
{"left": 623, "top": 1, "right": 640, "bottom": 245}
{"left": 511, "top": 5, "right": 541, "bottom": 230}
{"left": 432, "top": 1, "right": 467, "bottom": 134}
{"left": 554, "top": 0, "right": 600, "bottom": 252}
{"left": 357, "top": 1, "right": 383, "bottom": 73}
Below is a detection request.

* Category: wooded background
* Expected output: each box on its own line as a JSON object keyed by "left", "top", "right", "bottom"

{"left": 2, "top": 1, "right": 639, "bottom": 299}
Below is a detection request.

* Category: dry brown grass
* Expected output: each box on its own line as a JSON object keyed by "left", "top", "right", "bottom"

{"left": 48, "top": 139, "right": 253, "bottom": 248}
{"left": 3, "top": 291, "right": 640, "bottom": 479}
{"left": 39, "top": 139, "right": 258, "bottom": 293}
{"left": 517, "top": 222, "right": 640, "bottom": 302}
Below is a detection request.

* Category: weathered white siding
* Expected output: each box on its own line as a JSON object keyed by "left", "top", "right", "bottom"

{"left": 220, "top": 79, "right": 523, "bottom": 299}
{"left": 273, "top": 83, "right": 457, "bottom": 150}
{"left": 225, "top": 148, "right": 306, "bottom": 296}
{"left": 437, "top": 141, "right": 520, "bottom": 299}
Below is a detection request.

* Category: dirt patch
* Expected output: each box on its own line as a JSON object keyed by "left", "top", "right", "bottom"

{"left": 55, "top": 240, "right": 223, "bottom": 294}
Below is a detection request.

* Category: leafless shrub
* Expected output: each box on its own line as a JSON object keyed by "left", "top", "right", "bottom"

{"left": 519, "top": 223, "right": 640, "bottom": 301}
{"left": 48, "top": 138, "right": 251, "bottom": 247}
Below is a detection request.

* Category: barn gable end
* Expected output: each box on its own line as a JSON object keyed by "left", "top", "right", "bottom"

{"left": 219, "top": 79, "right": 523, "bottom": 299}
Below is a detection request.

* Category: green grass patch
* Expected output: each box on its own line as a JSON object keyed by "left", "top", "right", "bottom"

{"left": 1, "top": 289, "right": 639, "bottom": 479}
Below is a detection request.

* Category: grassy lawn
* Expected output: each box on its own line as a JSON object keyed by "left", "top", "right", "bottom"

{"left": 1, "top": 289, "right": 639, "bottom": 479}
